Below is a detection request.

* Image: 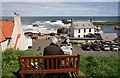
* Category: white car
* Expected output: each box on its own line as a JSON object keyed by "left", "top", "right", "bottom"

{"left": 103, "top": 45, "right": 110, "bottom": 51}
{"left": 110, "top": 45, "right": 119, "bottom": 51}
{"left": 67, "top": 43, "right": 72, "bottom": 50}
{"left": 61, "top": 46, "right": 72, "bottom": 55}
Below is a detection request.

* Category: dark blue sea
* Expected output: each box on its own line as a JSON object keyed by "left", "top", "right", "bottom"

{"left": 2, "top": 16, "right": 120, "bottom": 36}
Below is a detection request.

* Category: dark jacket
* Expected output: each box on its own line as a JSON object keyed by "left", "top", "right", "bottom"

{"left": 43, "top": 43, "right": 64, "bottom": 56}
{"left": 43, "top": 43, "right": 64, "bottom": 69}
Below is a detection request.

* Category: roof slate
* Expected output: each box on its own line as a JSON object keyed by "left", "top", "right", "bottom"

{"left": 101, "top": 33, "right": 118, "bottom": 41}
{"left": 72, "top": 21, "right": 95, "bottom": 29}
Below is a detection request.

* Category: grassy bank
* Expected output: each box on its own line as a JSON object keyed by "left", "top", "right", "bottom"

{"left": 1, "top": 49, "right": 120, "bottom": 77}
{"left": 2, "top": 49, "right": 42, "bottom": 77}
{"left": 80, "top": 56, "right": 119, "bottom": 77}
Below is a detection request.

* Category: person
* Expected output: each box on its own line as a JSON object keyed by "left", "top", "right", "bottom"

{"left": 37, "top": 45, "right": 41, "bottom": 52}
{"left": 43, "top": 37, "right": 64, "bottom": 78}
{"left": 43, "top": 37, "right": 64, "bottom": 56}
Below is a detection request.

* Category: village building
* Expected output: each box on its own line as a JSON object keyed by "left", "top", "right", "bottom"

{"left": 101, "top": 33, "right": 118, "bottom": 41}
{"left": 69, "top": 19, "right": 95, "bottom": 38}
{"left": 0, "top": 13, "right": 28, "bottom": 51}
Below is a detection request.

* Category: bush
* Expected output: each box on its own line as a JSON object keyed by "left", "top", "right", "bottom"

{"left": 2, "top": 49, "right": 42, "bottom": 77}
{"left": 80, "top": 56, "right": 120, "bottom": 77}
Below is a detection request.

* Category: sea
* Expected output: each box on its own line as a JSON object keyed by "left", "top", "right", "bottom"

{"left": 2, "top": 16, "right": 120, "bottom": 36}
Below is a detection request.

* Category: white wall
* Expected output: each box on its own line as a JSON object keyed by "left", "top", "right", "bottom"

{"left": 73, "top": 28, "right": 95, "bottom": 38}
{"left": 0, "top": 40, "right": 8, "bottom": 51}
{"left": 9, "top": 14, "right": 28, "bottom": 50}
{"left": 14, "top": 14, "right": 28, "bottom": 50}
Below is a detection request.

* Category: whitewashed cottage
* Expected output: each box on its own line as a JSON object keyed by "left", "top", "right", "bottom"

{"left": 0, "top": 13, "right": 28, "bottom": 51}
{"left": 69, "top": 19, "right": 95, "bottom": 38}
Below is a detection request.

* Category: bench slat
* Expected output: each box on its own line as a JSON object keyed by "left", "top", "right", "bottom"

{"left": 42, "top": 59, "right": 45, "bottom": 70}
{"left": 21, "top": 68, "right": 77, "bottom": 74}
{"left": 37, "top": 59, "right": 40, "bottom": 70}
{"left": 52, "top": 59, "right": 54, "bottom": 69}
{"left": 47, "top": 59, "right": 49, "bottom": 69}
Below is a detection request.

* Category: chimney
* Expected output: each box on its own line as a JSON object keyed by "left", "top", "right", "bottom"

{"left": 90, "top": 18, "right": 93, "bottom": 22}
{"left": 71, "top": 18, "right": 74, "bottom": 25}
{"left": 13, "top": 12, "right": 23, "bottom": 32}
{"left": 14, "top": 12, "right": 21, "bottom": 24}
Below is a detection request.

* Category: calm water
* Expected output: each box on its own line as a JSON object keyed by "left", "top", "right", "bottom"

{"left": 2, "top": 16, "right": 120, "bottom": 36}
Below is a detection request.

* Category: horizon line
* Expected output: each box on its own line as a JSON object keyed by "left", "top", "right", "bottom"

{"left": 2, "top": 15, "right": 118, "bottom": 17}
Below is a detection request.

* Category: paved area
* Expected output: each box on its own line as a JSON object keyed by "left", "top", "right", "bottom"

{"left": 28, "top": 38, "right": 119, "bottom": 58}
{"left": 73, "top": 45, "right": 118, "bottom": 57}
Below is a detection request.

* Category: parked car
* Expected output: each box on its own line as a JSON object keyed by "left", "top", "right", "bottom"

{"left": 118, "top": 43, "right": 120, "bottom": 51}
{"left": 110, "top": 45, "right": 119, "bottom": 51}
{"left": 67, "top": 43, "right": 72, "bottom": 50}
{"left": 91, "top": 44, "right": 100, "bottom": 51}
{"left": 101, "top": 44, "right": 110, "bottom": 51}
{"left": 61, "top": 46, "right": 72, "bottom": 55}
{"left": 81, "top": 44, "right": 91, "bottom": 51}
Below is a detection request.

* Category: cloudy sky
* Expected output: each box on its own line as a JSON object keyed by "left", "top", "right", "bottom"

{"left": 2, "top": 2, "right": 119, "bottom": 16}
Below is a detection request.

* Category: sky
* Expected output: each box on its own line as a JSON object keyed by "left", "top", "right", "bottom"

{"left": 2, "top": 2, "right": 119, "bottom": 16}
{"left": 1, "top": 0, "right": 120, "bottom": 2}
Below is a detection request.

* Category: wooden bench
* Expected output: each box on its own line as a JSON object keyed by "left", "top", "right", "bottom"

{"left": 18, "top": 54, "right": 80, "bottom": 78}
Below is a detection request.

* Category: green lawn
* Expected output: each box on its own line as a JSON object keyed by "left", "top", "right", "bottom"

{"left": 2, "top": 49, "right": 42, "bottom": 77}
{"left": 1, "top": 49, "right": 120, "bottom": 77}
{"left": 80, "top": 56, "right": 119, "bottom": 77}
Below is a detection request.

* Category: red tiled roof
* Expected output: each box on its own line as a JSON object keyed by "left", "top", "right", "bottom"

{"left": 0, "top": 28, "right": 6, "bottom": 42}
{"left": 0, "top": 21, "right": 14, "bottom": 38}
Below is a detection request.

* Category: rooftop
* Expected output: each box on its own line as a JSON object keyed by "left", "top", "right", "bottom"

{"left": 0, "top": 21, "right": 14, "bottom": 42}
{"left": 72, "top": 21, "right": 95, "bottom": 29}
{"left": 0, "top": 28, "right": 6, "bottom": 42}
{"left": 101, "top": 33, "right": 118, "bottom": 41}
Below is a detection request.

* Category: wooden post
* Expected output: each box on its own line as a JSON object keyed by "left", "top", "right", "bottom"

{"left": 18, "top": 55, "right": 24, "bottom": 78}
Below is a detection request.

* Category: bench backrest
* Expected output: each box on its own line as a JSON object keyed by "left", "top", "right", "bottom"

{"left": 18, "top": 54, "right": 80, "bottom": 76}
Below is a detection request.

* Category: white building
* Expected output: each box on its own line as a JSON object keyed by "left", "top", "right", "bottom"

{"left": 0, "top": 13, "right": 28, "bottom": 51}
{"left": 69, "top": 19, "right": 95, "bottom": 38}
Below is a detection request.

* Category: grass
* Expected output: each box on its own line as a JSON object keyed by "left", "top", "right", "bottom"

{"left": 2, "top": 49, "right": 42, "bottom": 77}
{"left": 1, "top": 49, "right": 120, "bottom": 77}
{"left": 80, "top": 56, "right": 120, "bottom": 77}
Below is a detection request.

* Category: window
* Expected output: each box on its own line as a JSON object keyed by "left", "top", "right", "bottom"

{"left": 78, "top": 35, "right": 80, "bottom": 37}
{"left": 89, "top": 29, "right": 91, "bottom": 32}
{"left": 84, "top": 29, "right": 86, "bottom": 33}
{"left": 78, "top": 29, "right": 80, "bottom": 33}
{"left": 84, "top": 35, "right": 86, "bottom": 37}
